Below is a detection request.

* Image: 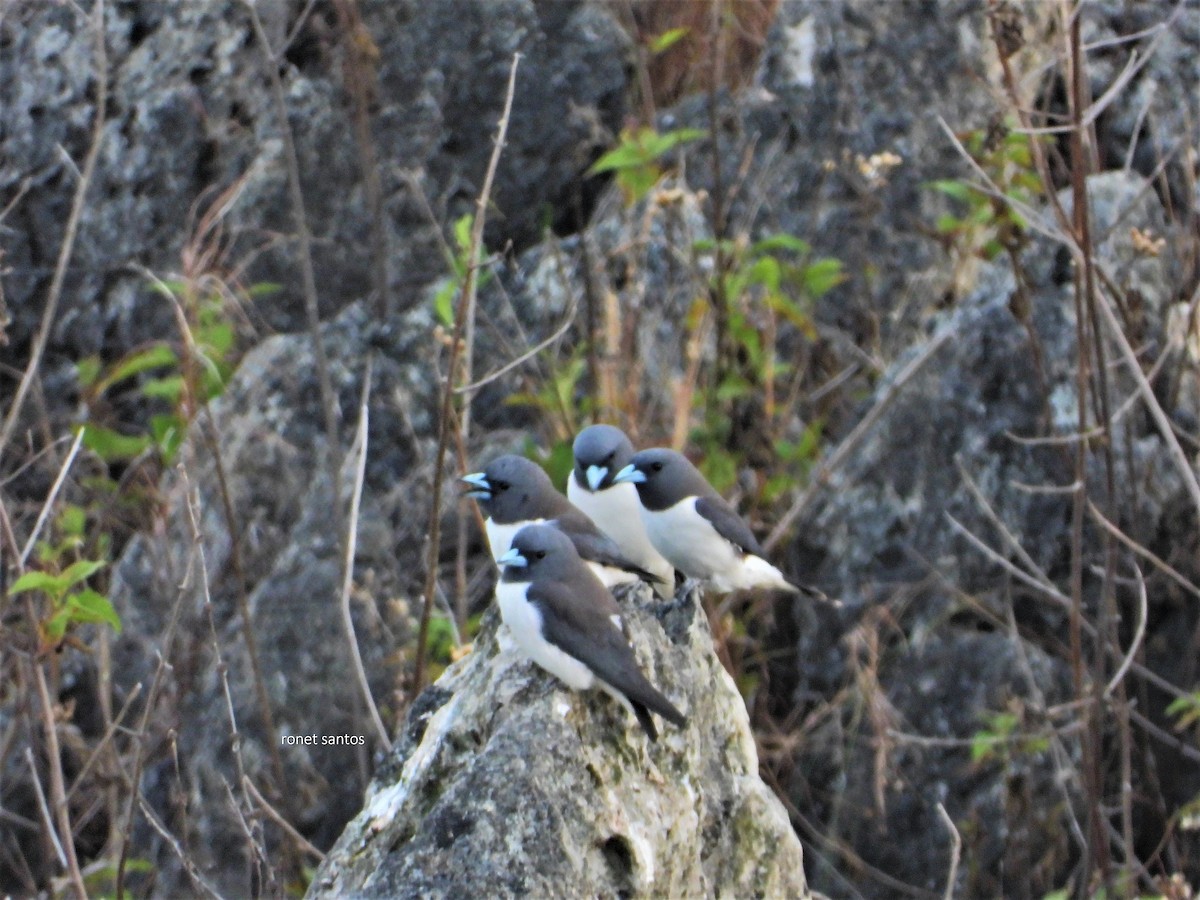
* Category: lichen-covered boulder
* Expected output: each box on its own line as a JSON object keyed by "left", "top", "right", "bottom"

{"left": 308, "top": 585, "right": 808, "bottom": 899}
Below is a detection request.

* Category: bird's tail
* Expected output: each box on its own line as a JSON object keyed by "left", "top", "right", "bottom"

{"left": 630, "top": 701, "right": 660, "bottom": 742}
{"left": 787, "top": 579, "right": 836, "bottom": 603}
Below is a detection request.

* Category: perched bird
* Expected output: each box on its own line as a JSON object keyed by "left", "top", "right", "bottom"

{"left": 613, "top": 448, "right": 806, "bottom": 595}
{"left": 496, "top": 524, "right": 687, "bottom": 740}
{"left": 567, "top": 425, "right": 676, "bottom": 598}
{"left": 462, "top": 454, "right": 667, "bottom": 589}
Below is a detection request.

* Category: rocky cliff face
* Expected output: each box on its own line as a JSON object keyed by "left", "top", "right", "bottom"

{"left": 4, "top": 0, "right": 1198, "bottom": 896}
{"left": 308, "top": 584, "right": 808, "bottom": 899}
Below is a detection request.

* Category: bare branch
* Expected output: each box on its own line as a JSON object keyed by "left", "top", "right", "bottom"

{"left": 936, "top": 803, "right": 960, "bottom": 900}
{"left": 0, "top": 0, "right": 107, "bottom": 457}
{"left": 340, "top": 355, "right": 389, "bottom": 746}
{"left": 413, "top": 53, "right": 521, "bottom": 697}
{"left": 1104, "top": 563, "right": 1146, "bottom": 698}
{"left": 18, "top": 429, "right": 84, "bottom": 566}
{"left": 764, "top": 328, "right": 952, "bottom": 552}
{"left": 243, "top": 776, "right": 326, "bottom": 862}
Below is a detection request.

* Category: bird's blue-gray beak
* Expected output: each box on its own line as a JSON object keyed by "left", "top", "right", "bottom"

{"left": 585, "top": 464, "right": 608, "bottom": 492}
{"left": 498, "top": 548, "right": 527, "bottom": 568}
{"left": 613, "top": 463, "right": 646, "bottom": 485}
{"left": 460, "top": 472, "right": 491, "bottom": 499}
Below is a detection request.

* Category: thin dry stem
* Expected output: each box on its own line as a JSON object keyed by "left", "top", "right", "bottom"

{"left": 340, "top": 356, "right": 389, "bottom": 746}
{"left": 18, "top": 428, "right": 84, "bottom": 566}
{"left": 413, "top": 53, "right": 521, "bottom": 697}
{"left": 115, "top": 484, "right": 195, "bottom": 898}
{"left": 0, "top": 0, "right": 107, "bottom": 458}
{"left": 28, "top": 633, "right": 87, "bottom": 898}
{"left": 243, "top": 0, "right": 344, "bottom": 521}
{"left": 243, "top": 776, "right": 325, "bottom": 862}
{"left": 936, "top": 802, "right": 961, "bottom": 900}
{"left": 185, "top": 483, "right": 272, "bottom": 889}
{"left": 24, "top": 746, "right": 67, "bottom": 872}
{"left": 135, "top": 797, "right": 224, "bottom": 899}
{"left": 764, "top": 328, "right": 952, "bottom": 552}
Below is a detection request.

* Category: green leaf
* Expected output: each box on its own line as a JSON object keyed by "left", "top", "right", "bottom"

{"left": 101, "top": 344, "right": 179, "bottom": 392}
{"left": 649, "top": 26, "right": 689, "bottom": 54}
{"left": 246, "top": 282, "right": 282, "bottom": 298}
{"left": 589, "top": 142, "right": 646, "bottom": 176}
{"left": 66, "top": 588, "right": 122, "bottom": 633}
{"left": 76, "top": 355, "right": 103, "bottom": 389}
{"left": 746, "top": 256, "right": 782, "bottom": 292}
{"left": 928, "top": 179, "right": 975, "bottom": 202}
{"left": 425, "top": 616, "right": 455, "bottom": 661}
{"left": 45, "top": 607, "right": 73, "bottom": 642}
{"left": 150, "top": 414, "right": 185, "bottom": 463}
{"left": 588, "top": 126, "right": 705, "bottom": 176}
{"left": 1166, "top": 694, "right": 1200, "bottom": 717}
{"left": 802, "top": 258, "right": 846, "bottom": 297}
{"left": 762, "top": 472, "right": 793, "bottom": 504}
{"left": 751, "top": 233, "right": 811, "bottom": 256}
{"left": 970, "top": 732, "right": 999, "bottom": 764}
{"left": 433, "top": 279, "right": 456, "bottom": 328}
{"left": 715, "top": 374, "right": 753, "bottom": 403}
{"left": 80, "top": 424, "right": 153, "bottom": 462}
{"left": 60, "top": 558, "right": 106, "bottom": 589}
{"left": 935, "top": 213, "right": 962, "bottom": 234}
{"left": 141, "top": 374, "right": 185, "bottom": 402}
{"left": 453, "top": 213, "right": 474, "bottom": 254}
{"left": 200, "top": 320, "right": 235, "bottom": 358}
{"left": 531, "top": 438, "right": 575, "bottom": 492}
{"left": 59, "top": 504, "right": 87, "bottom": 539}
{"left": 10, "top": 570, "right": 68, "bottom": 597}
{"left": 616, "top": 164, "right": 661, "bottom": 203}
{"left": 199, "top": 362, "right": 229, "bottom": 402}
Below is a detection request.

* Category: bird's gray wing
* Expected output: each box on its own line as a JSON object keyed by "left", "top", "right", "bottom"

{"left": 553, "top": 510, "right": 667, "bottom": 584}
{"left": 529, "top": 580, "right": 686, "bottom": 728}
{"left": 694, "top": 496, "right": 767, "bottom": 557}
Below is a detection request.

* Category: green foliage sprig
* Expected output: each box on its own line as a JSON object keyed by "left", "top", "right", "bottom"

{"left": 589, "top": 125, "right": 706, "bottom": 205}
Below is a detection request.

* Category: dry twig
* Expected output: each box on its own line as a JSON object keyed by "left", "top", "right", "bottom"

{"left": 340, "top": 356, "right": 389, "bottom": 745}
{"left": 0, "top": 0, "right": 108, "bottom": 457}
{"left": 413, "top": 53, "right": 521, "bottom": 697}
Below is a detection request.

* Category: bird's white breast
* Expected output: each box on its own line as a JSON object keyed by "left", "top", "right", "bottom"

{"left": 639, "top": 497, "right": 738, "bottom": 580}
{"left": 639, "top": 497, "right": 790, "bottom": 591}
{"left": 495, "top": 581, "right": 596, "bottom": 691}
{"left": 484, "top": 517, "right": 545, "bottom": 563}
{"left": 568, "top": 474, "right": 675, "bottom": 591}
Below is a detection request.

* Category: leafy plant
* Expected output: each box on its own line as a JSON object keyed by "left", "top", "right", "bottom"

{"left": 928, "top": 120, "right": 1043, "bottom": 264}
{"left": 75, "top": 276, "right": 254, "bottom": 466}
{"left": 9, "top": 558, "right": 118, "bottom": 645}
{"left": 688, "top": 232, "right": 842, "bottom": 490}
{"left": 588, "top": 125, "right": 706, "bottom": 205}
{"left": 971, "top": 708, "right": 1049, "bottom": 766}
{"left": 506, "top": 346, "right": 591, "bottom": 442}
{"left": 432, "top": 212, "right": 493, "bottom": 328}
{"left": 1166, "top": 690, "right": 1200, "bottom": 731}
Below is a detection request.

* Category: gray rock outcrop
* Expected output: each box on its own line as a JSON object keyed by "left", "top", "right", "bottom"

{"left": 308, "top": 584, "right": 809, "bottom": 899}
{"left": 786, "top": 171, "right": 1194, "bottom": 896}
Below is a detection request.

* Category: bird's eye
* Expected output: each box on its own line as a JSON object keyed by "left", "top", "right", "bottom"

{"left": 495, "top": 481, "right": 508, "bottom": 492}
{"left": 535, "top": 551, "right": 546, "bottom": 560}
{"left": 651, "top": 462, "right": 663, "bottom": 472}
{"left": 604, "top": 451, "right": 614, "bottom": 462}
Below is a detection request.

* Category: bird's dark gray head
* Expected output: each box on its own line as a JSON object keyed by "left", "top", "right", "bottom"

{"left": 613, "top": 448, "right": 712, "bottom": 512}
{"left": 572, "top": 424, "right": 635, "bottom": 492}
{"left": 461, "top": 455, "right": 564, "bottom": 523}
{"left": 498, "top": 523, "right": 581, "bottom": 581}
